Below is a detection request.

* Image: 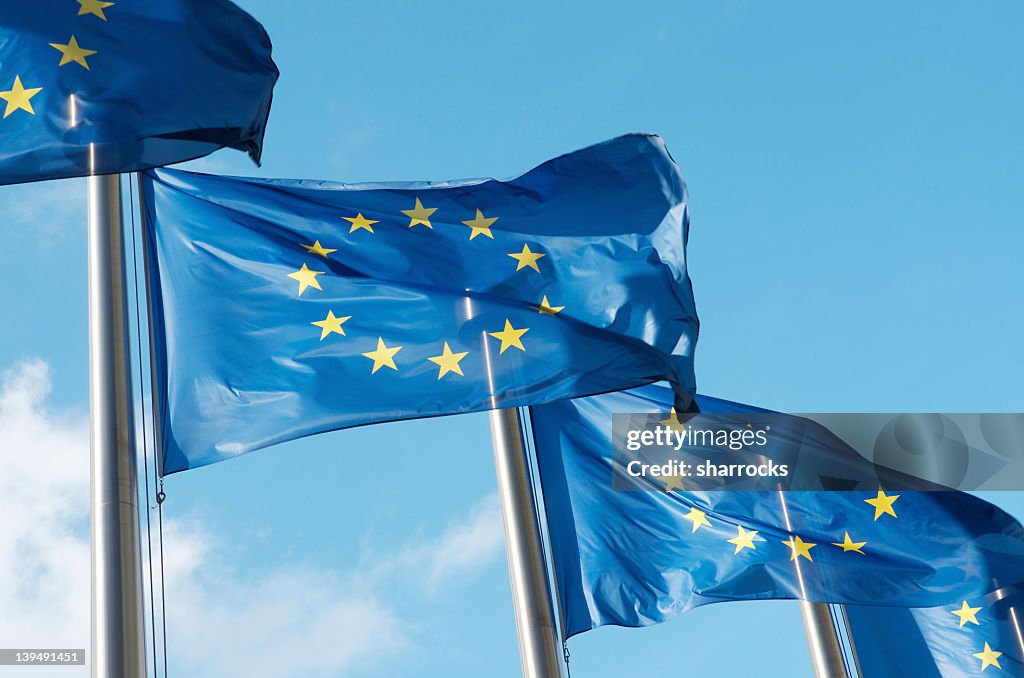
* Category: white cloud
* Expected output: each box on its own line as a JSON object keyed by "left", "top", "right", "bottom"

{"left": 354, "top": 492, "right": 505, "bottom": 599}
{"left": 161, "top": 517, "right": 411, "bottom": 678}
{"left": 159, "top": 492, "right": 505, "bottom": 677}
{"left": 1, "top": 178, "right": 87, "bottom": 242}
{"left": 0, "top": 359, "right": 505, "bottom": 677}
{"left": 0, "top": 359, "right": 90, "bottom": 677}
{"left": 414, "top": 494, "right": 505, "bottom": 592}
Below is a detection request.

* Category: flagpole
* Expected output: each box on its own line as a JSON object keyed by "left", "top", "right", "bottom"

{"left": 800, "top": 601, "right": 848, "bottom": 677}
{"left": 89, "top": 170, "right": 147, "bottom": 678}
{"left": 490, "top": 407, "right": 564, "bottom": 678}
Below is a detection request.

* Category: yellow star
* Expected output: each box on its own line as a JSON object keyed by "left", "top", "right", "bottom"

{"left": 864, "top": 488, "right": 900, "bottom": 521}
{"left": 951, "top": 601, "right": 982, "bottom": 628}
{"left": 488, "top": 319, "right": 529, "bottom": 354}
{"left": 362, "top": 337, "right": 402, "bottom": 374}
{"left": 287, "top": 263, "right": 324, "bottom": 295}
{"left": 343, "top": 212, "right": 378, "bottom": 234}
{"left": 508, "top": 244, "right": 546, "bottom": 272}
{"left": 683, "top": 507, "right": 711, "bottom": 533}
{"left": 427, "top": 341, "right": 469, "bottom": 379}
{"left": 727, "top": 525, "right": 760, "bottom": 554}
{"left": 49, "top": 36, "right": 97, "bottom": 69}
{"left": 832, "top": 532, "right": 867, "bottom": 554}
{"left": 462, "top": 209, "right": 498, "bottom": 240}
{"left": 973, "top": 642, "right": 1002, "bottom": 671}
{"left": 402, "top": 197, "right": 437, "bottom": 229}
{"left": 660, "top": 407, "right": 686, "bottom": 433}
{"left": 537, "top": 296, "right": 564, "bottom": 316}
{"left": 661, "top": 475, "right": 685, "bottom": 492}
{"left": 77, "top": 0, "right": 115, "bottom": 20}
{"left": 0, "top": 76, "right": 43, "bottom": 119}
{"left": 782, "top": 535, "right": 816, "bottom": 562}
{"left": 302, "top": 240, "right": 336, "bottom": 258}
{"left": 310, "top": 311, "right": 350, "bottom": 340}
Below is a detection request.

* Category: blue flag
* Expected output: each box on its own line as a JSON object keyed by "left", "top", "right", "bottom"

{"left": 530, "top": 384, "right": 1024, "bottom": 638}
{"left": 142, "top": 134, "right": 698, "bottom": 473}
{"left": 845, "top": 587, "right": 1024, "bottom": 675}
{"left": 0, "top": 0, "right": 277, "bottom": 185}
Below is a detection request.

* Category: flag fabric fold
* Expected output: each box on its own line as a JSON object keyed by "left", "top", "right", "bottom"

{"left": 0, "top": 0, "right": 277, "bottom": 184}
{"left": 530, "top": 384, "right": 1024, "bottom": 638}
{"left": 142, "top": 134, "right": 698, "bottom": 473}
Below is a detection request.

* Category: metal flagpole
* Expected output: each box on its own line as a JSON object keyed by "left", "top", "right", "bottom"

{"left": 89, "top": 168, "right": 147, "bottom": 678}
{"left": 800, "top": 601, "right": 848, "bottom": 678}
{"left": 489, "top": 407, "right": 564, "bottom": 678}
{"left": 776, "top": 485, "right": 848, "bottom": 678}
{"left": 468, "top": 292, "right": 562, "bottom": 678}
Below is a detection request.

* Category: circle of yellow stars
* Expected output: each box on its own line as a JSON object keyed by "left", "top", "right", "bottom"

{"left": 660, "top": 488, "right": 900, "bottom": 569}
{"left": 669, "top": 485, "right": 1012, "bottom": 671}
{"left": 648, "top": 449, "right": 1012, "bottom": 671}
{"left": 1, "top": 1, "right": 115, "bottom": 120}
{"left": 285, "top": 197, "right": 567, "bottom": 377}
{"left": 6, "top": 5, "right": 572, "bottom": 382}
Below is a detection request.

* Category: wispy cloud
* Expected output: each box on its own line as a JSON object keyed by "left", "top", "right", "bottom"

{"left": 0, "top": 359, "right": 505, "bottom": 677}
{"left": 402, "top": 493, "right": 505, "bottom": 592}
{"left": 162, "top": 519, "right": 411, "bottom": 678}
{"left": 0, "top": 178, "right": 87, "bottom": 243}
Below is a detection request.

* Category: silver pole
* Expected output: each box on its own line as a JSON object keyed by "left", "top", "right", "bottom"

{"left": 89, "top": 172, "right": 147, "bottom": 678}
{"left": 490, "top": 407, "right": 564, "bottom": 678}
{"left": 800, "top": 601, "right": 847, "bottom": 678}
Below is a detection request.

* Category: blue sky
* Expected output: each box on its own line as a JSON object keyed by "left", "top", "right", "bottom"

{"left": 0, "top": 1, "right": 1022, "bottom": 676}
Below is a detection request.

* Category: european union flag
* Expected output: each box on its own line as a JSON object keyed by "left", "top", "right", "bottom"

{"left": 0, "top": 0, "right": 277, "bottom": 185}
{"left": 142, "top": 134, "right": 698, "bottom": 473}
{"left": 846, "top": 586, "right": 1024, "bottom": 675}
{"left": 530, "top": 384, "right": 1024, "bottom": 638}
